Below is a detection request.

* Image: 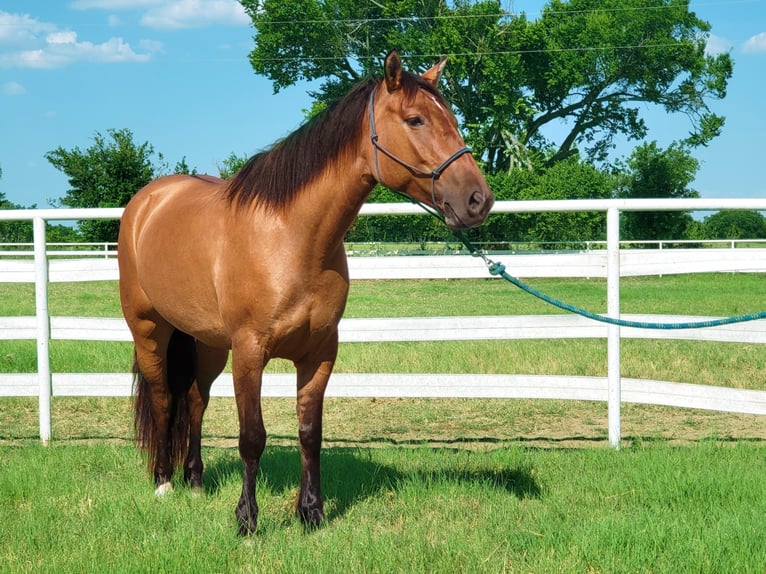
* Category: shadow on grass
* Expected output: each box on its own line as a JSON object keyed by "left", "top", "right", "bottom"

{"left": 202, "top": 445, "right": 541, "bottom": 526}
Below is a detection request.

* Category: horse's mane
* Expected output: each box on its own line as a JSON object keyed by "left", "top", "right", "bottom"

{"left": 224, "top": 70, "right": 444, "bottom": 211}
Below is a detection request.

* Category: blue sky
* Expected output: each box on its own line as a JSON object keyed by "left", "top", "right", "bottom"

{"left": 1, "top": 0, "right": 765, "bottom": 209}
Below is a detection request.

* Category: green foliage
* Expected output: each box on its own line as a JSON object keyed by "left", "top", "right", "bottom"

{"left": 702, "top": 210, "right": 766, "bottom": 239}
{"left": 45, "top": 128, "right": 163, "bottom": 242}
{"left": 216, "top": 152, "right": 250, "bottom": 179}
{"left": 615, "top": 141, "right": 699, "bottom": 240}
{"left": 520, "top": 0, "right": 731, "bottom": 164}
{"left": 515, "top": 158, "right": 613, "bottom": 245}
{"left": 241, "top": 0, "right": 731, "bottom": 173}
{"left": 0, "top": 191, "right": 33, "bottom": 243}
{"left": 350, "top": 159, "right": 614, "bottom": 246}
{"left": 346, "top": 185, "right": 449, "bottom": 245}
{"left": 0, "top": 191, "right": 82, "bottom": 243}
{"left": 173, "top": 156, "right": 197, "bottom": 175}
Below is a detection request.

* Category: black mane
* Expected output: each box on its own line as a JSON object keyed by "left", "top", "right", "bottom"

{"left": 224, "top": 70, "right": 444, "bottom": 211}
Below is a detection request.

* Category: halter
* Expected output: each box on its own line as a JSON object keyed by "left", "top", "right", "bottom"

{"left": 368, "top": 86, "right": 472, "bottom": 209}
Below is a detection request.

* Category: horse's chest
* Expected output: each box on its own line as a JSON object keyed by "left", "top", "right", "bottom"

{"left": 268, "top": 274, "right": 349, "bottom": 359}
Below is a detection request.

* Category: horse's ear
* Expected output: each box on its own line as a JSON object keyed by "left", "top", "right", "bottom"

{"left": 422, "top": 57, "right": 447, "bottom": 87}
{"left": 384, "top": 50, "right": 402, "bottom": 92}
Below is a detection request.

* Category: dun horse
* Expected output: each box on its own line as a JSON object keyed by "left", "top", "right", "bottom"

{"left": 118, "top": 51, "right": 494, "bottom": 534}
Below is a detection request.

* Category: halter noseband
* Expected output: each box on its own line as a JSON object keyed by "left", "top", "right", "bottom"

{"left": 368, "top": 86, "right": 472, "bottom": 209}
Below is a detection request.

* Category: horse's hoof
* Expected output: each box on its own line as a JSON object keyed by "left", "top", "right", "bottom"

{"left": 154, "top": 482, "right": 173, "bottom": 496}
{"left": 235, "top": 500, "right": 258, "bottom": 536}
{"left": 237, "top": 521, "right": 256, "bottom": 537}
{"left": 298, "top": 506, "right": 324, "bottom": 528}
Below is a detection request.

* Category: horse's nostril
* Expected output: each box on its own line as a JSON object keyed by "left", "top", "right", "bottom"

{"left": 468, "top": 190, "right": 485, "bottom": 214}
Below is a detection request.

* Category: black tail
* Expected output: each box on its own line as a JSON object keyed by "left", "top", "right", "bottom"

{"left": 133, "top": 330, "right": 197, "bottom": 471}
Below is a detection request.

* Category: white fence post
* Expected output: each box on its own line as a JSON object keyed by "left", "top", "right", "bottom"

{"left": 33, "top": 217, "right": 52, "bottom": 445}
{"left": 607, "top": 207, "right": 621, "bottom": 449}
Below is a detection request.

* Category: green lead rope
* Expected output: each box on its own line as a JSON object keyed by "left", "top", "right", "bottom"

{"left": 412, "top": 198, "right": 766, "bottom": 329}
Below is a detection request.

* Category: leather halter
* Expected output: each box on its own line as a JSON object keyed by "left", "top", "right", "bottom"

{"left": 368, "top": 86, "right": 472, "bottom": 209}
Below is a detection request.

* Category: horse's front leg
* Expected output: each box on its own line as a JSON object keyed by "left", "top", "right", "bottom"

{"left": 294, "top": 332, "right": 338, "bottom": 526}
{"left": 231, "top": 335, "right": 268, "bottom": 535}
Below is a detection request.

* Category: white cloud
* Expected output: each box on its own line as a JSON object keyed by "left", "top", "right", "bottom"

{"left": 46, "top": 31, "right": 79, "bottom": 44}
{"left": 71, "top": 0, "right": 249, "bottom": 29}
{"left": 140, "top": 0, "right": 249, "bottom": 29}
{"left": 70, "top": 0, "right": 164, "bottom": 9}
{"left": 704, "top": 34, "right": 733, "bottom": 56}
{"left": 138, "top": 38, "right": 164, "bottom": 53}
{"left": 2, "top": 81, "right": 26, "bottom": 95}
{"left": 742, "top": 32, "right": 766, "bottom": 54}
{"left": 0, "top": 11, "right": 154, "bottom": 68}
{"left": 0, "top": 12, "right": 57, "bottom": 45}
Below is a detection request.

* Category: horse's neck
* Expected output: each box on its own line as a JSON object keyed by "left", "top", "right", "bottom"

{"left": 288, "top": 157, "right": 375, "bottom": 258}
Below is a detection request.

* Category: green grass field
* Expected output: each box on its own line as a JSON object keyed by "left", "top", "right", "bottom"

{"left": 1, "top": 441, "right": 765, "bottom": 573}
{"left": 1, "top": 274, "right": 766, "bottom": 572}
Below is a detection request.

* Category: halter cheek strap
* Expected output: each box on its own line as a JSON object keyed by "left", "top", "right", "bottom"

{"left": 368, "top": 87, "right": 472, "bottom": 209}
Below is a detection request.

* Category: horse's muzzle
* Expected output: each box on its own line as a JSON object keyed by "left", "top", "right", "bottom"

{"left": 443, "top": 188, "right": 494, "bottom": 231}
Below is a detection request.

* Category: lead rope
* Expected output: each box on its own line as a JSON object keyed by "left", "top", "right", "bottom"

{"left": 405, "top": 197, "right": 766, "bottom": 329}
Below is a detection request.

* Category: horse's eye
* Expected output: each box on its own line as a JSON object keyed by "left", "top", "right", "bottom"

{"left": 405, "top": 116, "right": 424, "bottom": 127}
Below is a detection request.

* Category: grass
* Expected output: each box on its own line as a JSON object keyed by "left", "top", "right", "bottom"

{"left": 1, "top": 441, "right": 765, "bottom": 573}
{"left": 1, "top": 275, "right": 765, "bottom": 570}
{"left": 1, "top": 273, "right": 766, "bottom": 317}
{"left": 3, "top": 275, "right": 766, "bottom": 391}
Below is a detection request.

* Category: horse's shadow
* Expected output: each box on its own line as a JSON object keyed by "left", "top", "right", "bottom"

{"left": 202, "top": 445, "right": 541, "bottom": 525}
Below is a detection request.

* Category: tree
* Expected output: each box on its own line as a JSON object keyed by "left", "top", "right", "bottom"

{"left": 475, "top": 158, "right": 613, "bottom": 247}
{"left": 615, "top": 141, "right": 699, "bottom": 241}
{"left": 45, "top": 128, "right": 164, "bottom": 242}
{"left": 217, "top": 152, "right": 250, "bottom": 179}
{"left": 516, "top": 0, "right": 730, "bottom": 165}
{"left": 0, "top": 190, "right": 34, "bottom": 243}
{"left": 703, "top": 210, "right": 766, "bottom": 240}
{"left": 241, "top": 0, "right": 731, "bottom": 173}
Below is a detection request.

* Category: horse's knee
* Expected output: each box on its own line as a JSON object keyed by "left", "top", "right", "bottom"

{"left": 298, "top": 420, "right": 322, "bottom": 451}
{"left": 239, "top": 426, "right": 266, "bottom": 462}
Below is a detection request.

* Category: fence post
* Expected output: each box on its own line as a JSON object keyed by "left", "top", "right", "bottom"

{"left": 607, "top": 207, "right": 621, "bottom": 449}
{"left": 33, "top": 217, "right": 52, "bottom": 445}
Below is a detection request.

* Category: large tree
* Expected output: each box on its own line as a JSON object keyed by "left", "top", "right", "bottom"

{"left": 703, "top": 210, "right": 766, "bottom": 240}
{"left": 241, "top": 0, "right": 732, "bottom": 173}
{"left": 615, "top": 141, "right": 699, "bottom": 241}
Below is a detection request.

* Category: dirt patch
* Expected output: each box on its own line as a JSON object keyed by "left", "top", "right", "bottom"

{"left": 1, "top": 396, "right": 763, "bottom": 449}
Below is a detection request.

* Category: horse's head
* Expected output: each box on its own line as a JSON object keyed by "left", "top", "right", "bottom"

{"left": 368, "top": 51, "right": 494, "bottom": 231}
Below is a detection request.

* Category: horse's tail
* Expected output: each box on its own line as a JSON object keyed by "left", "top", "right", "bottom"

{"left": 133, "top": 330, "right": 197, "bottom": 472}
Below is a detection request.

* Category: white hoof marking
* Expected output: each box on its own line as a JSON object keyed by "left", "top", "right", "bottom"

{"left": 154, "top": 482, "right": 173, "bottom": 496}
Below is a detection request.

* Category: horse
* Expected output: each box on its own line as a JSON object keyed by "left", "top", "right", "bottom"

{"left": 117, "top": 50, "right": 494, "bottom": 535}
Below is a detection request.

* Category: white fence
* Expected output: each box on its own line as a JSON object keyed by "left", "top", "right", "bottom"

{"left": 2, "top": 199, "right": 766, "bottom": 448}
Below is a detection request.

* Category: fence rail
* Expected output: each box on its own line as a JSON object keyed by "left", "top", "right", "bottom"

{"left": 2, "top": 199, "right": 766, "bottom": 447}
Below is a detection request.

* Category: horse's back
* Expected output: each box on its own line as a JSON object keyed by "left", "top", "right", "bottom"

{"left": 121, "top": 174, "right": 224, "bottom": 233}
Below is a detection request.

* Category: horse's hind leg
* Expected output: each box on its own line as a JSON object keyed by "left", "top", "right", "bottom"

{"left": 131, "top": 321, "right": 176, "bottom": 494}
{"left": 184, "top": 344, "right": 228, "bottom": 490}
{"left": 294, "top": 332, "right": 338, "bottom": 526}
